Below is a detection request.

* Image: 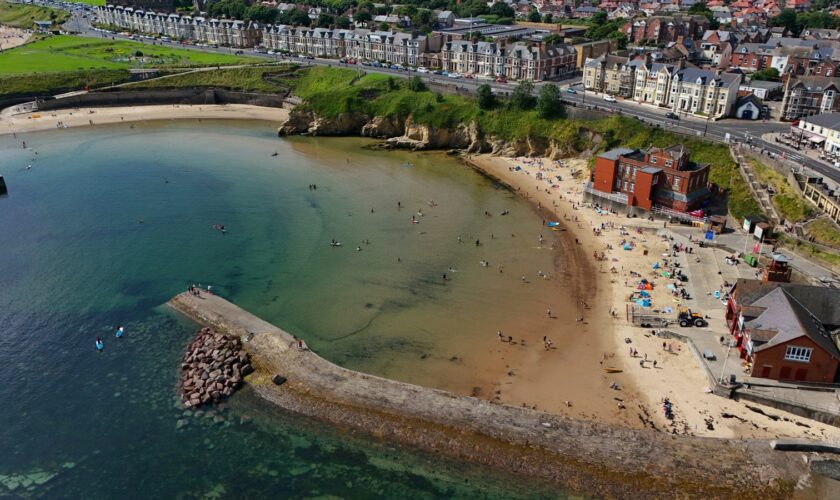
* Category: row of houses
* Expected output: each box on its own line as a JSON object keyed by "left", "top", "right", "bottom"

{"left": 96, "top": 5, "right": 262, "bottom": 47}
{"left": 96, "top": 5, "right": 577, "bottom": 81}
{"left": 583, "top": 55, "right": 741, "bottom": 118}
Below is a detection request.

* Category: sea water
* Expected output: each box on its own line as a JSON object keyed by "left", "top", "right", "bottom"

{"left": 0, "top": 121, "right": 563, "bottom": 497}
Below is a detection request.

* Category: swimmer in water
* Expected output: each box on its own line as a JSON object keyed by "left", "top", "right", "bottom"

{"left": 115, "top": 326, "right": 124, "bottom": 338}
{"left": 95, "top": 337, "right": 104, "bottom": 351}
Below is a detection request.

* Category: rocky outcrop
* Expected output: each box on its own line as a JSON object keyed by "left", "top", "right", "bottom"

{"left": 177, "top": 327, "right": 253, "bottom": 408}
{"left": 277, "top": 108, "right": 599, "bottom": 160}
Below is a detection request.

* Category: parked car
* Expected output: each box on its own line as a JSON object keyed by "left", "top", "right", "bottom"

{"left": 566, "top": 87, "right": 577, "bottom": 94}
{"left": 495, "top": 76, "right": 507, "bottom": 83}
{"left": 448, "top": 72, "right": 462, "bottom": 79}
{"left": 603, "top": 95, "right": 616, "bottom": 102}
{"left": 433, "top": 70, "right": 444, "bottom": 75}
{"left": 464, "top": 74, "right": 474, "bottom": 79}
{"left": 416, "top": 66, "right": 429, "bottom": 73}
{"left": 665, "top": 112, "right": 679, "bottom": 120}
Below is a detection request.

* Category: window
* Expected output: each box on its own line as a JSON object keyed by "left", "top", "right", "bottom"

{"left": 673, "top": 177, "right": 680, "bottom": 190}
{"left": 784, "top": 346, "right": 812, "bottom": 362}
{"left": 650, "top": 157, "right": 657, "bottom": 164}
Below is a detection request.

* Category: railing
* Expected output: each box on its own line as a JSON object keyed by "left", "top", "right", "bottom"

{"left": 583, "top": 182, "right": 628, "bottom": 204}
{"left": 651, "top": 204, "right": 709, "bottom": 224}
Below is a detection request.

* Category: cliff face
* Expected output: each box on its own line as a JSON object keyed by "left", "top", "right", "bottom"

{"left": 277, "top": 107, "right": 592, "bottom": 159}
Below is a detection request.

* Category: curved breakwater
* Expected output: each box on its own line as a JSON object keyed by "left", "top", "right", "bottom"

{"left": 168, "top": 291, "right": 804, "bottom": 498}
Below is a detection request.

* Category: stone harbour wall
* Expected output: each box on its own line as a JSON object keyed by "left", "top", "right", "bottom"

{"left": 167, "top": 291, "right": 811, "bottom": 498}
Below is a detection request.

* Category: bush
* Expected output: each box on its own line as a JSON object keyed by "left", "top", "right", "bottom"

{"left": 510, "top": 81, "right": 535, "bottom": 110}
{"left": 407, "top": 76, "right": 425, "bottom": 92}
{"left": 476, "top": 84, "right": 494, "bottom": 109}
{"left": 536, "top": 84, "right": 561, "bottom": 118}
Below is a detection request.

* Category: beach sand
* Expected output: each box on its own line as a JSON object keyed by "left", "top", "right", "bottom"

{"left": 0, "top": 104, "right": 290, "bottom": 135}
{"left": 2, "top": 100, "right": 835, "bottom": 439}
{"left": 0, "top": 25, "right": 31, "bottom": 51}
{"left": 467, "top": 153, "right": 840, "bottom": 441}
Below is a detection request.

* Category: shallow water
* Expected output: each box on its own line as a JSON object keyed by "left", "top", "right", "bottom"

{"left": 0, "top": 121, "right": 566, "bottom": 497}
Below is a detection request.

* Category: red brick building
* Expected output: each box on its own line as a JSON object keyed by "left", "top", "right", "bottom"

{"left": 725, "top": 279, "right": 840, "bottom": 383}
{"left": 622, "top": 14, "right": 709, "bottom": 45}
{"left": 590, "top": 146, "right": 711, "bottom": 213}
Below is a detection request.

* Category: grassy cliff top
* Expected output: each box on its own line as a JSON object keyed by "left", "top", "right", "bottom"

{"left": 0, "top": 0, "right": 69, "bottom": 29}
{"left": 0, "top": 35, "right": 260, "bottom": 74}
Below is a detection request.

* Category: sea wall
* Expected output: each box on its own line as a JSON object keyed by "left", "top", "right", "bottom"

{"left": 34, "top": 90, "right": 293, "bottom": 112}
{"left": 167, "top": 291, "right": 806, "bottom": 498}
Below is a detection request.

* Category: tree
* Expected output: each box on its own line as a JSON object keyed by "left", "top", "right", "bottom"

{"left": 542, "top": 13, "right": 553, "bottom": 24}
{"left": 316, "top": 13, "right": 334, "bottom": 28}
{"left": 769, "top": 9, "right": 801, "bottom": 36}
{"left": 536, "top": 84, "right": 561, "bottom": 118}
{"left": 379, "top": 22, "right": 390, "bottom": 31}
{"left": 590, "top": 11, "right": 607, "bottom": 26}
{"left": 335, "top": 15, "right": 351, "bottom": 29}
{"left": 408, "top": 76, "right": 426, "bottom": 92}
{"left": 287, "top": 8, "right": 312, "bottom": 27}
{"left": 528, "top": 10, "right": 541, "bottom": 23}
{"left": 751, "top": 68, "right": 780, "bottom": 82}
{"left": 489, "top": 2, "right": 514, "bottom": 18}
{"left": 354, "top": 11, "right": 372, "bottom": 23}
{"left": 510, "top": 81, "right": 535, "bottom": 110}
{"left": 476, "top": 84, "right": 495, "bottom": 109}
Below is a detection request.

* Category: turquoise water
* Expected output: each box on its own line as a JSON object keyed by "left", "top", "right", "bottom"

{"left": 0, "top": 121, "right": 561, "bottom": 497}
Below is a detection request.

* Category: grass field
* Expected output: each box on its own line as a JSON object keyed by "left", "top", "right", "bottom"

{"left": 67, "top": 0, "right": 105, "bottom": 6}
{"left": 0, "top": 68, "right": 130, "bottom": 98}
{"left": 0, "top": 35, "right": 260, "bottom": 74}
{"left": 0, "top": 0, "right": 68, "bottom": 29}
{"left": 126, "top": 65, "right": 297, "bottom": 93}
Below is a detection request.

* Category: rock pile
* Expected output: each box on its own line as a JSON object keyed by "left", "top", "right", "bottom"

{"left": 178, "top": 327, "right": 253, "bottom": 408}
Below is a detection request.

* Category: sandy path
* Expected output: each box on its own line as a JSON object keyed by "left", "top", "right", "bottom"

{"left": 468, "top": 153, "right": 840, "bottom": 441}
{"left": 0, "top": 25, "right": 31, "bottom": 51}
{"left": 0, "top": 104, "right": 290, "bottom": 136}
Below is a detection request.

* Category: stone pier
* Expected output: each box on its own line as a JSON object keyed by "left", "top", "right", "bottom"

{"left": 168, "top": 291, "right": 810, "bottom": 497}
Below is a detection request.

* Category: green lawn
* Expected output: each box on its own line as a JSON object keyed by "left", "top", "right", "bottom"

{"left": 0, "top": 0, "right": 68, "bottom": 29}
{"left": 125, "top": 65, "right": 298, "bottom": 93}
{"left": 67, "top": 0, "right": 105, "bottom": 6}
{"left": 0, "top": 35, "right": 260, "bottom": 74}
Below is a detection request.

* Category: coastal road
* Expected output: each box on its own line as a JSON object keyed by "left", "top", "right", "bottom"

{"left": 15, "top": 1, "right": 840, "bottom": 183}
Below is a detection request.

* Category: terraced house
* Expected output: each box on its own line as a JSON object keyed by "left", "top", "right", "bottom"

{"left": 667, "top": 68, "right": 740, "bottom": 118}
{"left": 96, "top": 5, "right": 262, "bottom": 48}
{"left": 441, "top": 40, "right": 576, "bottom": 81}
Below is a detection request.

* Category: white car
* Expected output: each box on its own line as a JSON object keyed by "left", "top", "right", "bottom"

{"left": 603, "top": 95, "right": 617, "bottom": 103}
{"left": 448, "top": 72, "right": 462, "bottom": 79}
{"left": 416, "top": 67, "right": 429, "bottom": 73}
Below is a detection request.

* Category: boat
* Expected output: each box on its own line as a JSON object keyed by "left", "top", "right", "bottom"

{"left": 603, "top": 367, "right": 623, "bottom": 373}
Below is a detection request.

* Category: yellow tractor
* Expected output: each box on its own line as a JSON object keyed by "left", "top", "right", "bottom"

{"left": 678, "top": 308, "right": 708, "bottom": 328}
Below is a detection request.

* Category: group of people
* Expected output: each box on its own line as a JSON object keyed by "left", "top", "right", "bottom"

{"left": 94, "top": 326, "right": 125, "bottom": 352}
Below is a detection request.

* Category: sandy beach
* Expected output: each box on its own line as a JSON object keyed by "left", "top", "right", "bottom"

{"left": 467, "top": 153, "right": 840, "bottom": 441}
{"left": 0, "top": 25, "right": 31, "bottom": 51}
{"left": 2, "top": 98, "right": 835, "bottom": 440}
{"left": 0, "top": 104, "right": 290, "bottom": 136}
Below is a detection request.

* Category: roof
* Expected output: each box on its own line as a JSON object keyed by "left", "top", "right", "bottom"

{"left": 742, "top": 80, "right": 783, "bottom": 90}
{"left": 732, "top": 278, "right": 840, "bottom": 326}
{"left": 736, "top": 94, "right": 763, "bottom": 108}
{"left": 599, "top": 147, "right": 636, "bottom": 160}
{"left": 800, "top": 112, "right": 840, "bottom": 131}
{"left": 748, "top": 288, "right": 840, "bottom": 359}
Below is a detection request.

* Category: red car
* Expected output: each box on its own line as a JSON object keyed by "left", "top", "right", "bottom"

{"left": 495, "top": 77, "right": 507, "bottom": 83}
